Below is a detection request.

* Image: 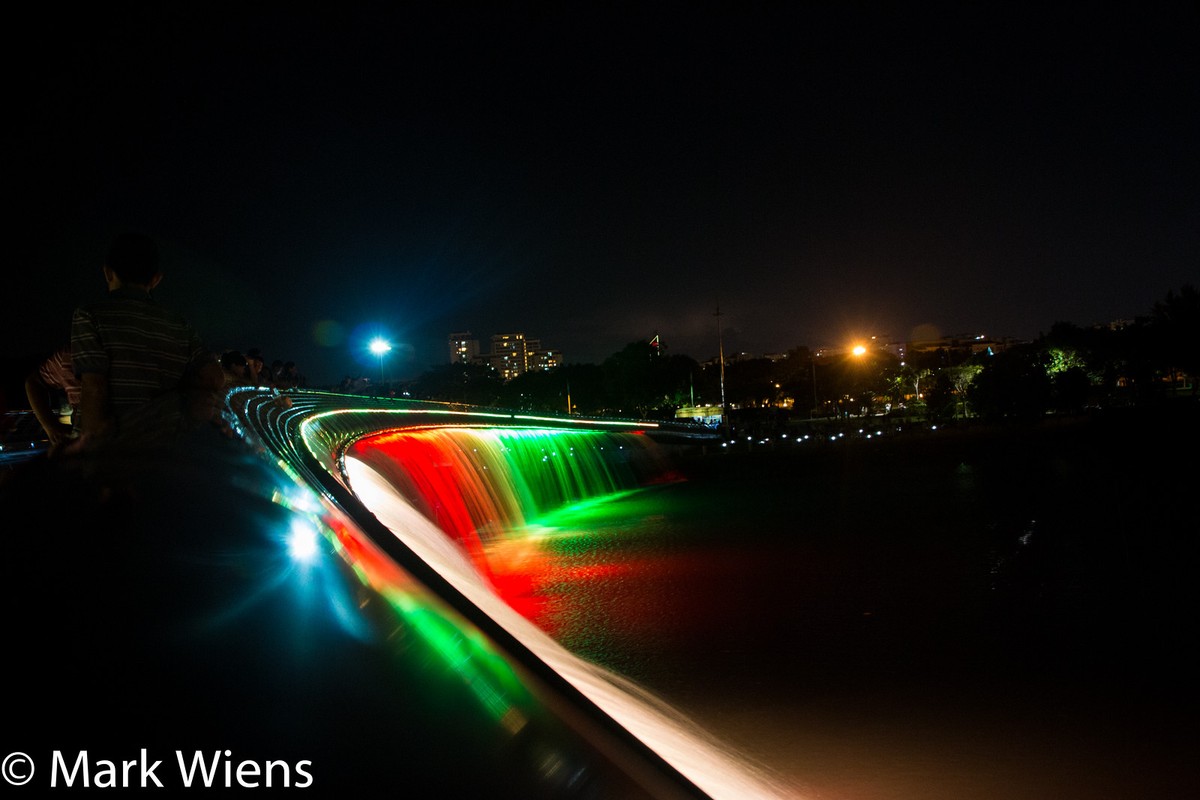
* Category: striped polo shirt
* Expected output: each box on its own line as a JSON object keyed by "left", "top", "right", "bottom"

{"left": 37, "top": 347, "right": 82, "bottom": 407}
{"left": 71, "top": 287, "right": 212, "bottom": 424}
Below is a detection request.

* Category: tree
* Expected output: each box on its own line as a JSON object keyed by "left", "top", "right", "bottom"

{"left": 1051, "top": 366, "right": 1090, "bottom": 413}
{"left": 724, "top": 357, "right": 776, "bottom": 408}
{"left": 601, "top": 341, "right": 698, "bottom": 418}
{"left": 559, "top": 363, "right": 607, "bottom": 415}
{"left": 945, "top": 362, "right": 984, "bottom": 418}
{"left": 1151, "top": 284, "right": 1199, "bottom": 395}
{"left": 967, "top": 344, "right": 1052, "bottom": 421}
{"left": 498, "top": 368, "right": 567, "bottom": 413}
{"left": 924, "top": 371, "right": 957, "bottom": 421}
{"left": 1042, "top": 321, "right": 1126, "bottom": 405}
{"left": 408, "top": 363, "right": 502, "bottom": 406}
{"left": 835, "top": 348, "right": 900, "bottom": 414}
{"left": 892, "top": 365, "right": 932, "bottom": 405}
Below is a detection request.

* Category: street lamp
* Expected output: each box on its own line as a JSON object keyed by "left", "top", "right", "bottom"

{"left": 369, "top": 337, "right": 392, "bottom": 384}
{"left": 848, "top": 343, "right": 869, "bottom": 417}
{"left": 811, "top": 356, "right": 819, "bottom": 415}
{"left": 714, "top": 304, "right": 726, "bottom": 415}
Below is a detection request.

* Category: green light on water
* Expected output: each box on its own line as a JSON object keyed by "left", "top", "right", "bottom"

{"left": 525, "top": 488, "right": 645, "bottom": 530}
{"left": 386, "top": 589, "right": 532, "bottom": 722}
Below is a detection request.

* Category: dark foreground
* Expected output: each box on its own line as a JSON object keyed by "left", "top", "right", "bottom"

{"left": 0, "top": 431, "right": 707, "bottom": 799}
{"left": 1, "top": 401, "right": 1195, "bottom": 798}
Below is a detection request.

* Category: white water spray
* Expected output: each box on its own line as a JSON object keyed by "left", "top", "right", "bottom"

{"left": 345, "top": 456, "right": 804, "bottom": 800}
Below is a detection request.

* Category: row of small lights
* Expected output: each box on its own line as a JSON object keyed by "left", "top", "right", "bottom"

{"left": 720, "top": 424, "right": 943, "bottom": 448}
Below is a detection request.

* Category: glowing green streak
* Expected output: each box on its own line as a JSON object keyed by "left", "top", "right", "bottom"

{"left": 387, "top": 589, "right": 532, "bottom": 722}
{"left": 282, "top": 420, "right": 668, "bottom": 726}
{"left": 264, "top": 426, "right": 535, "bottom": 726}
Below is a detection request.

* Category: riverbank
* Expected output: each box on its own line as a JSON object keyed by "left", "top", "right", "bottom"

{"left": 675, "top": 395, "right": 1197, "bottom": 461}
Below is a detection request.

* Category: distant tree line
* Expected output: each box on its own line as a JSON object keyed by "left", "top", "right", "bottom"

{"left": 402, "top": 284, "right": 1198, "bottom": 423}
{"left": 964, "top": 283, "right": 1198, "bottom": 420}
{"left": 405, "top": 340, "right": 702, "bottom": 418}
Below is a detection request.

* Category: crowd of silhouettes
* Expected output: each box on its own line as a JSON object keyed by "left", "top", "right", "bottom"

{"left": 338, "top": 375, "right": 374, "bottom": 394}
{"left": 15, "top": 232, "right": 225, "bottom": 455}
{"left": 16, "top": 232, "right": 309, "bottom": 457}
{"left": 218, "top": 347, "right": 306, "bottom": 390}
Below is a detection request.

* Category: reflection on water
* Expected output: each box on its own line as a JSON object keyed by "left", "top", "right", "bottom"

{"left": 346, "top": 429, "right": 802, "bottom": 800}
{"left": 528, "top": 418, "right": 1198, "bottom": 800}
{"left": 353, "top": 412, "right": 1197, "bottom": 800}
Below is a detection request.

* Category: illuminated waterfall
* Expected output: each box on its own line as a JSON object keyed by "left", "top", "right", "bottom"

{"left": 344, "top": 426, "right": 801, "bottom": 800}
{"left": 346, "top": 428, "right": 673, "bottom": 573}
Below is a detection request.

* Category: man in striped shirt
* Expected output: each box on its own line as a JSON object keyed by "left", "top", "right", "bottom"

{"left": 70, "top": 232, "right": 223, "bottom": 449}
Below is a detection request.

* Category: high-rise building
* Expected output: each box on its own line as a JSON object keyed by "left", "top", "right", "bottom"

{"left": 528, "top": 347, "right": 561, "bottom": 373}
{"left": 482, "top": 332, "right": 561, "bottom": 381}
{"left": 448, "top": 331, "right": 561, "bottom": 380}
{"left": 489, "top": 333, "right": 532, "bottom": 381}
{"left": 448, "top": 332, "right": 480, "bottom": 364}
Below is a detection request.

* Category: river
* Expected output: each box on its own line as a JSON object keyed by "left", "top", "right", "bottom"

{"left": 475, "top": 407, "right": 1198, "bottom": 799}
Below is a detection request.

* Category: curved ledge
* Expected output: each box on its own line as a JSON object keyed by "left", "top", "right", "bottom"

{"left": 222, "top": 388, "right": 723, "bottom": 798}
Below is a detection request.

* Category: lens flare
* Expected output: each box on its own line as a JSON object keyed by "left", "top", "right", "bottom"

{"left": 287, "top": 520, "right": 320, "bottom": 563}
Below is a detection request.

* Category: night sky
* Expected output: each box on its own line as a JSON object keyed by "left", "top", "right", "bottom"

{"left": 10, "top": 4, "right": 1198, "bottom": 386}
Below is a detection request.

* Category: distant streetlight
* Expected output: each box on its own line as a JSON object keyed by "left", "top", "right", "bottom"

{"left": 369, "top": 337, "right": 392, "bottom": 384}
{"left": 811, "top": 357, "right": 819, "bottom": 412}
{"left": 848, "top": 343, "right": 869, "bottom": 418}
{"left": 714, "top": 304, "right": 726, "bottom": 414}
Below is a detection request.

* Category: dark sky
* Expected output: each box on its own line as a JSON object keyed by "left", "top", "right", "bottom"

{"left": 10, "top": 4, "right": 1198, "bottom": 385}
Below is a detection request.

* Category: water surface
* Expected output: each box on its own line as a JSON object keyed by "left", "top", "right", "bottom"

{"left": 479, "top": 412, "right": 1198, "bottom": 799}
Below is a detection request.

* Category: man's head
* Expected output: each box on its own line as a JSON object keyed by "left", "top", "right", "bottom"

{"left": 220, "top": 350, "right": 247, "bottom": 370}
{"left": 105, "top": 232, "right": 162, "bottom": 289}
{"left": 220, "top": 350, "right": 249, "bottom": 382}
{"left": 245, "top": 349, "right": 265, "bottom": 376}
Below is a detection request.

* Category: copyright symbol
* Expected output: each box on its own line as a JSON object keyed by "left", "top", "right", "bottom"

{"left": 2, "top": 752, "right": 34, "bottom": 786}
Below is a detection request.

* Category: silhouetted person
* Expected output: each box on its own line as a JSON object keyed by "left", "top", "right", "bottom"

{"left": 244, "top": 347, "right": 273, "bottom": 387}
{"left": 70, "top": 232, "right": 223, "bottom": 450}
{"left": 220, "top": 350, "right": 252, "bottom": 388}
{"left": 275, "top": 360, "right": 304, "bottom": 389}
{"left": 25, "top": 346, "right": 82, "bottom": 451}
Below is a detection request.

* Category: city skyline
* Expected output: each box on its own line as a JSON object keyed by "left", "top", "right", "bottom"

{"left": 9, "top": 5, "right": 1197, "bottom": 387}
{"left": 440, "top": 323, "right": 1037, "bottom": 370}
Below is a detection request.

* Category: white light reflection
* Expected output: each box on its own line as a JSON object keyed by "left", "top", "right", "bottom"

{"left": 288, "top": 519, "right": 320, "bottom": 563}
{"left": 345, "top": 457, "right": 800, "bottom": 800}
